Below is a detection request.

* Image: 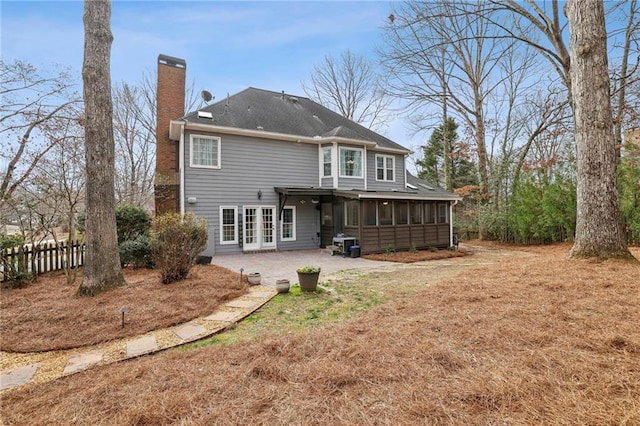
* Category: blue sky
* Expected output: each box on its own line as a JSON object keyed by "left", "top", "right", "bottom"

{"left": 2, "top": 1, "right": 413, "bottom": 139}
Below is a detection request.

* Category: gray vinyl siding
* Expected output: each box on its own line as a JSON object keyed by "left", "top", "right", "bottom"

{"left": 366, "top": 152, "right": 406, "bottom": 191}
{"left": 184, "top": 132, "right": 320, "bottom": 255}
{"left": 337, "top": 176, "right": 365, "bottom": 190}
{"left": 278, "top": 198, "right": 322, "bottom": 250}
{"left": 320, "top": 177, "right": 334, "bottom": 188}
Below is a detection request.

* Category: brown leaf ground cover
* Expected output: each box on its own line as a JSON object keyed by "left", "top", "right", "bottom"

{"left": 0, "top": 264, "right": 247, "bottom": 352}
{"left": 364, "top": 247, "right": 471, "bottom": 262}
{"left": 2, "top": 244, "right": 639, "bottom": 425}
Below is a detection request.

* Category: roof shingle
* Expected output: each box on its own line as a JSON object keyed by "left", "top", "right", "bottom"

{"left": 183, "top": 87, "right": 409, "bottom": 152}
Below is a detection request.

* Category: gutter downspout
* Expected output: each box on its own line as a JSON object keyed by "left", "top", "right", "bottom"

{"left": 179, "top": 123, "right": 185, "bottom": 215}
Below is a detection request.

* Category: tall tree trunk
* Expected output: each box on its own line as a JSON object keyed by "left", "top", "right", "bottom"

{"left": 78, "top": 0, "right": 126, "bottom": 295}
{"left": 567, "top": 0, "right": 634, "bottom": 260}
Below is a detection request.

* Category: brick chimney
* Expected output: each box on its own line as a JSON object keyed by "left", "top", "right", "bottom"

{"left": 155, "top": 54, "right": 186, "bottom": 215}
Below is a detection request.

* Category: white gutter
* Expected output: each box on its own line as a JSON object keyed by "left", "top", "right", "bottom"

{"left": 337, "top": 192, "right": 461, "bottom": 201}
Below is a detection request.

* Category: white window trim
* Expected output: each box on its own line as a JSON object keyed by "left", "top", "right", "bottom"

{"left": 219, "top": 206, "right": 238, "bottom": 245}
{"left": 190, "top": 134, "right": 221, "bottom": 169}
{"left": 280, "top": 206, "right": 296, "bottom": 241}
{"left": 375, "top": 154, "right": 395, "bottom": 182}
{"left": 339, "top": 147, "right": 364, "bottom": 178}
{"left": 321, "top": 147, "right": 333, "bottom": 178}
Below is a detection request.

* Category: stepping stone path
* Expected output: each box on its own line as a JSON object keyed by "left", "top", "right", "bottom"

{"left": 0, "top": 285, "right": 277, "bottom": 392}
{"left": 63, "top": 350, "right": 104, "bottom": 375}
{"left": 204, "top": 311, "right": 241, "bottom": 322}
{"left": 127, "top": 335, "right": 158, "bottom": 357}
{"left": 226, "top": 299, "right": 259, "bottom": 309}
{"left": 175, "top": 323, "right": 207, "bottom": 341}
{"left": 1, "top": 364, "right": 39, "bottom": 391}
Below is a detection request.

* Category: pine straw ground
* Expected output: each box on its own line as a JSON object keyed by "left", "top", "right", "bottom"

{"left": 2, "top": 244, "right": 640, "bottom": 425}
{"left": 0, "top": 265, "right": 247, "bottom": 352}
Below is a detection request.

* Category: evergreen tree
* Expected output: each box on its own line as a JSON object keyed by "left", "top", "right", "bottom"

{"left": 417, "top": 118, "right": 477, "bottom": 189}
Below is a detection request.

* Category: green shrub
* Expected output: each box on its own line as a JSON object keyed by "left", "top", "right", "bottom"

{"left": 116, "top": 204, "right": 152, "bottom": 244}
{"left": 150, "top": 212, "right": 208, "bottom": 284}
{"left": 119, "top": 235, "right": 153, "bottom": 269}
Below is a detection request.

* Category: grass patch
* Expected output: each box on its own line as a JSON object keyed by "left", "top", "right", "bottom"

{"left": 182, "top": 279, "right": 385, "bottom": 349}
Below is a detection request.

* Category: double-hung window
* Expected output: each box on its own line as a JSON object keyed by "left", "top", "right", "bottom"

{"left": 281, "top": 206, "right": 296, "bottom": 241}
{"left": 322, "top": 147, "right": 332, "bottom": 177}
{"left": 220, "top": 206, "right": 238, "bottom": 244}
{"left": 339, "top": 148, "right": 363, "bottom": 178}
{"left": 376, "top": 155, "right": 395, "bottom": 181}
{"left": 190, "top": 135, "right": 221, "bottom": 168}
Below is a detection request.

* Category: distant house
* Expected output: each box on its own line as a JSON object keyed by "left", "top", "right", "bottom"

{"left": 155, "top": 54, "right": 460, "bottom": 256}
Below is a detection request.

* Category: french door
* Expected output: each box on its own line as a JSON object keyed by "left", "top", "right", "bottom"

{"left": 243, "top": 206, "right": 276, "bottom": 251}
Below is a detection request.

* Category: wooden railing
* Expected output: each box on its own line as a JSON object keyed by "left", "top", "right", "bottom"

{"left": 1, "top": 241, "right": 85, "bottom": 282}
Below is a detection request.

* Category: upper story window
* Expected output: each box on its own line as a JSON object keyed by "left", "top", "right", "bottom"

{"left": 376, "top": 155, "right": 395, "bottom": 181}
{"left": 190, "top": 135, "right": 221, "bottom": 168}
{"left": 322, "top": 147, "right": 332, "bottom": 177}
{"left": 339, "top": 147, "right": 363, "bottom": 178}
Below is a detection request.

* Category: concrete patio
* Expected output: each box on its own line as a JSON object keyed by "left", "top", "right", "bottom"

{"left": 210, "top": 249, "right": 394, "bottom": 286}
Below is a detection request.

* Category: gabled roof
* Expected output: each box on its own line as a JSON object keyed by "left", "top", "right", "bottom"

{"left": 182, "top": 87, "right": 409, "bottom": 153}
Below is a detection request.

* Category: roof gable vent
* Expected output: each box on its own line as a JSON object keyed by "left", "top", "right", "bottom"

{"left": 197, "top": 110, "right": 213, "bottom": 119}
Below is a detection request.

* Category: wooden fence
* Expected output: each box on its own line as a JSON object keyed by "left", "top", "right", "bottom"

{"left": 1, "top": 241, "right": 85, "bottom": 282}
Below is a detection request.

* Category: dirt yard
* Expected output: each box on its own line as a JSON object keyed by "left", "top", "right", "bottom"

{"left": 2, "top": 243, "right": 639, "bottom": 425}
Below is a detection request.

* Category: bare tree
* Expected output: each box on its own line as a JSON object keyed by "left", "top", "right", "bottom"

{"left": 382, "top": 1, "right": 525, "bottom": 203}
{"left": 0, "top": 60, "right": 81, "bottom": 212}
{"left": 28, "top": 120, "right": 85, "bottom": 283}
{"left": 566, "top": 0, "right": 633, "bottom": 259}
{"left": 481, "top": 0, "right": 634, "bottom": 258}
{"left": 111, "top": 71, "right": 200, "bottom": 211}
{"left": 610, "top": 0, "right": 640, "bottom": 156}
{"left": 78, "top": 0, "right": 125, "bottom": 295}
{"left": 112, "top": 82, "right": 155, "bottom": 208}
{"left": 302, "top": 50, "right": 392, "bottom": 132}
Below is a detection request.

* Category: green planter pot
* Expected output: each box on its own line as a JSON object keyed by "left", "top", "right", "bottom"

{"left": 297, "top": 271, "right": 320, "bottom": 292}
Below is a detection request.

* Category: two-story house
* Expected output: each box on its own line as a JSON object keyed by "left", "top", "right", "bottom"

{"left": 155, "top": 54, "right": 460, "bottom": 256}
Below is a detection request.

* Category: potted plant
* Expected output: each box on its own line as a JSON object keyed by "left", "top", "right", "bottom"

{"left": 296, "top": 265, "right": 321, "bottom": 292}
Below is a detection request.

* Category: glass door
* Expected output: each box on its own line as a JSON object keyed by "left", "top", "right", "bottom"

{"left": 243, "top": 206, "right": 276, "bottom": 251}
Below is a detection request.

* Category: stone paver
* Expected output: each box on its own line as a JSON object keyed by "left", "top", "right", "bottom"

{"left": 0, "top": 364, "right": 39, "bottom": 391}
{"left": 248, "top": 291, "right": 273, "bottom": 299}
{"left": 126, "top": 335, "right": 158, "bottom": 357}
{"left": 203, "top": 311, "right": 241, "bottom": 322}
{"left": 225, "top": 299, "right": 259, "bottom": 309}
{"left": 63, "top": 350, "right": 104, "bottom": 375}
{"left": 174, "top": 323, "right": 207, "bottom": 341}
